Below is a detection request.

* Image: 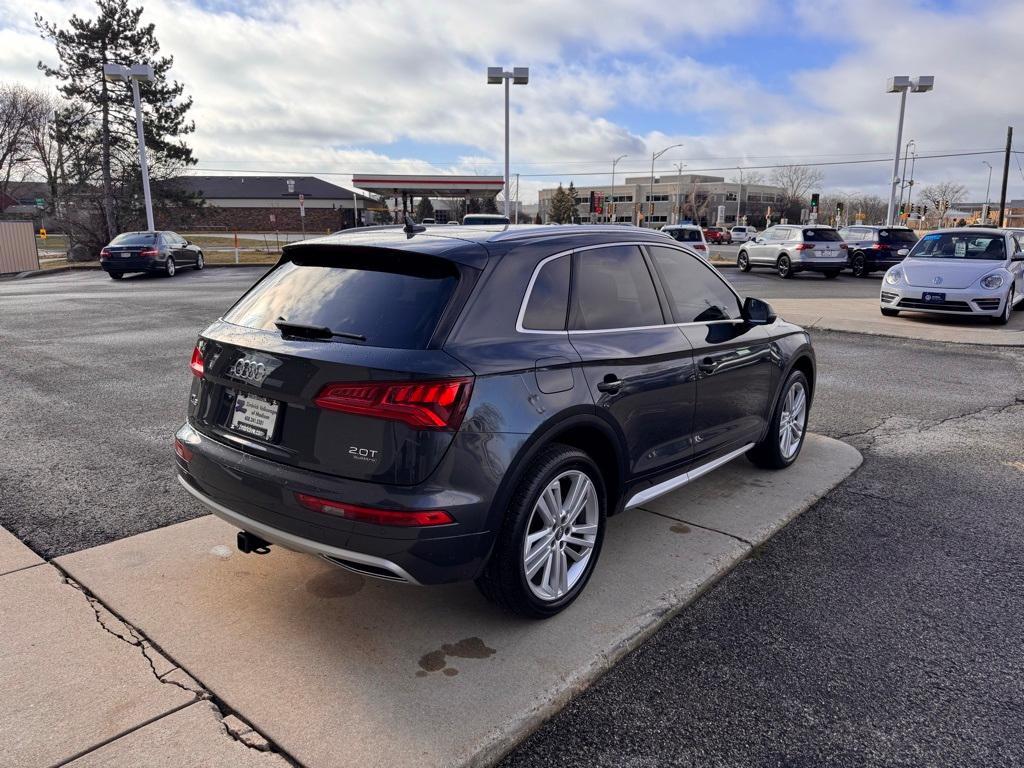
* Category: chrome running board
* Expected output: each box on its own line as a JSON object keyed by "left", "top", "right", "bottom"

{"left": 624, "top": 443, "right": 755, "bottom": 509}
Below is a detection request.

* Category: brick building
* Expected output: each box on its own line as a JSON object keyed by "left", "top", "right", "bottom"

{"left": 159, "top": 176, "right": 376, "bottom": 231}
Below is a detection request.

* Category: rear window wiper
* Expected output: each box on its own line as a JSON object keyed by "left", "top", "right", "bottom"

{"left": 274, "top": 318, "right": 366, "bottom": 342}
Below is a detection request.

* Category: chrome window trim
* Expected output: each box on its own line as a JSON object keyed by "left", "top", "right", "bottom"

{"left": 515, "top": 241, "right": 746, "bottom": 335}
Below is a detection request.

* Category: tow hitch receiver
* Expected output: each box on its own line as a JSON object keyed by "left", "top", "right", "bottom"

{"left": 237, "top": 530, "right": 271, "bottom": 555}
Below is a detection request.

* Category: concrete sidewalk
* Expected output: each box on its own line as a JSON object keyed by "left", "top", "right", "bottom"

{"left": 47, "top": 434, "right": 858, "bottom": 768}
{"left": 0, "top": 530, "right": 289, "bottom": 767}
{"left": 767, "top": 297, "right": 1024, "bottom": 346}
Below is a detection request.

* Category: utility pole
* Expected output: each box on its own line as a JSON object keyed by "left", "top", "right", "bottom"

{"left": 998, "top": 126, "right": 1013, "bottom": 228}
{"left": 736, "top": 167, "right": 743, "bottom": 225}
{"left": 674, "top": 163, "right": 685, "bottom": 224}
{"left": 896, "top": 139, "right": 915, "bottom": 217}
{"left": 610, "top": 154, "right": 627, "bottom": 224}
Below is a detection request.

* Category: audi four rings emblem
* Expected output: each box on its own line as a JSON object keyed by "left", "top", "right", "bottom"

{"left": 231, "top": 358, "right": 266, "bottom": 382}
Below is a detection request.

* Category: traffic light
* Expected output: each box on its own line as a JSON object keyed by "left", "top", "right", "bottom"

{"left": 836, "top": 201, "right": 844, "bottom": 214}
{"left": 898, "top": 202, "right": 906, "bottom": 218}
{"left": 810, "top": 193, "right": 820, "bottom": 210}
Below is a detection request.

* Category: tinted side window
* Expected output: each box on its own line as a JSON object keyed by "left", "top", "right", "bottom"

{"left": 522, "top": 255, "right": 570, "bottom": 330}
{"left": 647, "top": 246, "right": 741, "bottom": 323}
{"left": 572, "top": 245, "right": 663, "bottom": 330}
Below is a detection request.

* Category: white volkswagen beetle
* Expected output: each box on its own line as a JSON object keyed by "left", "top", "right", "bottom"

{"left": 880, "top": 227, "right": 1024, "bottom": 325}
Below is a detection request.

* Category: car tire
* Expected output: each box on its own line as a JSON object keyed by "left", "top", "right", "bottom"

{"left": 851, "top": 253, "right": 868, "bottom": 277}
{"left": 195, "top": 252, "right": 204, "bottom": 270}
{"left": 164, "top": 257, "right": 176, "bottom": 277}
{"left": 108, "top": 272, "right": 123, "bottom": 280}
{"left": 748, "top": 369, "right": 810, "bottom": 470}
{"left": 777, "top": 254, "right": 793, "bottom": 279}
{"left": 737, "top": 251, "right": 751, "bottom": 272}
{"left": 881, "top": 307, "right": 900, "bottom": 317}
{"left": 823, "top": 270, "right": 840, "bottom": 279}
{"left": 475, "top": 444, "right": 606, "bottom": 619}
{"left": 991, "top": 285, "right": 1013, "bottom": 325}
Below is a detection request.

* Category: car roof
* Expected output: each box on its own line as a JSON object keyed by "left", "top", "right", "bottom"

{"left": 928, "top": 227, "right": 1006, "bottom": 235}
{"left": 283, "top": 224, "right": 676, "bottom": 268}
{"left": 662, "top": 224, "right": 701, "bottom": 230}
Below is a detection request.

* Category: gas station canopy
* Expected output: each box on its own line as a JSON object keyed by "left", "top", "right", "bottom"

{"left": 351, "top": 174, "right": 505, "bottom": 198}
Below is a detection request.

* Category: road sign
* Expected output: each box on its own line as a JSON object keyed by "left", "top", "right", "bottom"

{"left": 299, "top": 194, "right": 305, "bottom": 218}
{"left": 35, "top": 198, "right": 45, "bottom": 209}
{"left": 39, "top": 228, "right": 47, "bottom": 240}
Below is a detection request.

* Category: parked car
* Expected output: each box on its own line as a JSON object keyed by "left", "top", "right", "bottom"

{"left": 175, "top": 224, "right": 815, "bottom": 617}
{"left": 880, "top": 227, "right": 1024, "bottom": 325}
{"left": 838, "top": 225, "right": 918, "bottom": 277}
{"left": 420, "top": 218, "right": 436, "bottom": 224}
{"left": 462, "top": 214, "right": 510, "bottom": 225}
{"left": 736, "top": 225, "right": 848, "bottom": 278}
{"left": 730, "top": 225, "right": 757, "bottom": 243}
{"left": 100, "top": 231, "right": 204, "bottom": 279}
{"left": 661, "top": 224, "right": 709, "bottom": 254}
{"left": 704, "top": 226, "right": 731, "bottom": 244}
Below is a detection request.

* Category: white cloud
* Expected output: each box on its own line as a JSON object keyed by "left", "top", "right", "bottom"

{"left": 0, "top": 0, "right": 1020, "bottom": 202}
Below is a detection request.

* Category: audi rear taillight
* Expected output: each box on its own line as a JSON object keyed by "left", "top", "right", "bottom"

{"left": 295, "top": 493, "right": 454, "bottom": 527}
{"left": 189, "top": 345, "right": 204, "bottom": 377}
{"left": 794, "top": 243, "right": 815, "bottom": 251}
{"left": 871, "top": 243, "right": 889, "bottom": 250}
{"left": 314, "top": 378, "right": 473, "bottom": 430}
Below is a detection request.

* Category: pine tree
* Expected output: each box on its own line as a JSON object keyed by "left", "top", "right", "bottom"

{"left": 548, "top": 184, "right": 575, "bottom": 224}
{"left": 37, "top": 0, "right": 196, "bottom": 243}
{"left": 414, "top": 196, "right": 434, "bottom": 221}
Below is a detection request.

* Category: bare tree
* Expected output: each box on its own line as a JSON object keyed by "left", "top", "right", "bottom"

{"left": 730, "top": 169, "right": 764, "bottom": 186}
{"left": 917, "top": 181, "right": 967, "bottom": 216}
{"left": 769, "top": 164, "right": 825, "bottom": 206}
{"left": 0, "top": 83, "right": 48, "bottom": 210}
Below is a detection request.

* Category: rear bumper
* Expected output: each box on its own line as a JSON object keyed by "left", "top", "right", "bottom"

{"left": 791, "top": 255, "right": 848, "bottom": 272}
{"left": 101, "top": 258, "right": 163, "bottom": 273}
{"left": 174, "top": 422, "right": 504, "bottom": 584}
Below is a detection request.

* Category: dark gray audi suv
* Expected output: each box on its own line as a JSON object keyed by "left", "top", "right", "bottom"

{"left": 175, "top": 223, "right": 815, "bottom": 617}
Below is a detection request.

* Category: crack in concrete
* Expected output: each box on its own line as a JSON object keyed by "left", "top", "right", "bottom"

{"left": 53, "top": 566, "right": 300, "bottom": 766}
{"left": 638, "top": 506, "right": 754, "bottom": 547}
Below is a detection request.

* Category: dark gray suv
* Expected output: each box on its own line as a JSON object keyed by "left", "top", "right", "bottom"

{"left": 175, "top": 224, "right": 816, "bottom": 617}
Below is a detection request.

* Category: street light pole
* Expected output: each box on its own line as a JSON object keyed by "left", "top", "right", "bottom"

{"left": 897, "top": 138, "right": 915, "bottom": 216}
{"left": 983, "top": 160, "right": 993, "bottom": 222}
{"left": 885, "top": 75, "right": 933, "bottom": 226}
{"left": 610, "top": 154, "right": 627, "bottom": 224}
{"left": 649, "top": 143, "right": 683, "bottom": 228}
{"left": 487, "top": 67, "right": 529, "bottom": 220}
{"left": 673, "top": 162, "right": 686, "bottom": 224}
{"left": 104, "top": 63, "right": 156, "bottom": 231}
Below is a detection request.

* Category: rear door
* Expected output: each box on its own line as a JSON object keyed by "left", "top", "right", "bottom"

{"left": 750, "top": 227, "right": 780, "bottom": 264}
{"left": 567, "top": 243, "right": 697, "bottom": 477}
{"left": 189, "top": 245, "right": 478, "bottom": 486}
{"left": 646, "top": 244, "right": 775, "bottom": 461}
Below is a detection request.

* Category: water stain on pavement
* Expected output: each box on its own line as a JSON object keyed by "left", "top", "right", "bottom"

{"left": 417, "top": 636, "right": 497, "bottom": 677}
{"left": 670, "top": 524, "right": 692, "bottom": 534}
{"left": 305, "top": 568, "right": 365, "bottom": 598}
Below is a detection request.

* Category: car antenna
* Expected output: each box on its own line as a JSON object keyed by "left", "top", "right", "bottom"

{"left": 403, "top": 215, "right": 426, "bottom": 235}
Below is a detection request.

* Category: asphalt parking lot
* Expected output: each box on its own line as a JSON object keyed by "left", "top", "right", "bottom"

{"left": 2, "top": 267, "right": 1023, "bottom": 766}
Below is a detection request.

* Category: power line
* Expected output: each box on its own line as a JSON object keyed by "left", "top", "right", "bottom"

{"left": 186, "top": 149, "right": 1006, "bottom": 180}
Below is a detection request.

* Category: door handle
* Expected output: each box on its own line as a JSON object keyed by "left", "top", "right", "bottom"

{"left": 697, "top": 357, "right": 717, "bottom": 374}
{"left": 597, "top": 376, "right": 622, "bottom": 394}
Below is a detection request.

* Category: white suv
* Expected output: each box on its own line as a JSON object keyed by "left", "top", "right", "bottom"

{"left": 730, "top": 225, "right": 757, "bottom": 243}
{"left": 660, "top": 224, "right": 708, "bottom": 255}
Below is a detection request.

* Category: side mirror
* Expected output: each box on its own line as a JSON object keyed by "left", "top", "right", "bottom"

{"left": 742, "top": 296, "right": 776, "bottom": 325}
{"left": 897, "top": 248, "right": 909, "bottom": 257}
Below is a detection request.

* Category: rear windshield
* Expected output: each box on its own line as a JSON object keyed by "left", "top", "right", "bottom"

{"left": 802, "top": 228, "right": 843, "bottom": 241}
{"left": 110, "top": 233, "right": 157, "bottom": 245}
{"left": 910, "top": 232, "right": 1006, "bottom": 260}
{"left": 669, "top": 229, "right": 703, "bottom": 242}
{"left": 880, "top": 229, "right": 918, "bottom": 244}
{"left": 223, "top": 249, "right": 459, "bottom": 349}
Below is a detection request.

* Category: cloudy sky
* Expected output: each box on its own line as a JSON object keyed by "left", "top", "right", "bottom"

{"left": 1, "top": 0, "right": 1021, "bottom": 203}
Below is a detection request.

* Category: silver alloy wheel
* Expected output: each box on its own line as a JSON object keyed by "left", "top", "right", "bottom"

{"left": 166, "top": 257, "right": 175, "bottom": 276}
{"left": 1004, "top": 287, "right": 1013, "bottom": 322}
{"left": 778, "top": 380, "right": 807, "bottom": 459}
{"left": 196, "top": 252, "right": 204, "bottom": 269}
{"left": 522, "top": 469, "right": 599, "bottom": 602}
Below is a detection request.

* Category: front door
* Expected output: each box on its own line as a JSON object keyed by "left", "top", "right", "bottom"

{"left": 645, "top": 244, "right": 775, "bottom": 462}
{"left": 567, "top": 243, "right": 697, "bottom": 477}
